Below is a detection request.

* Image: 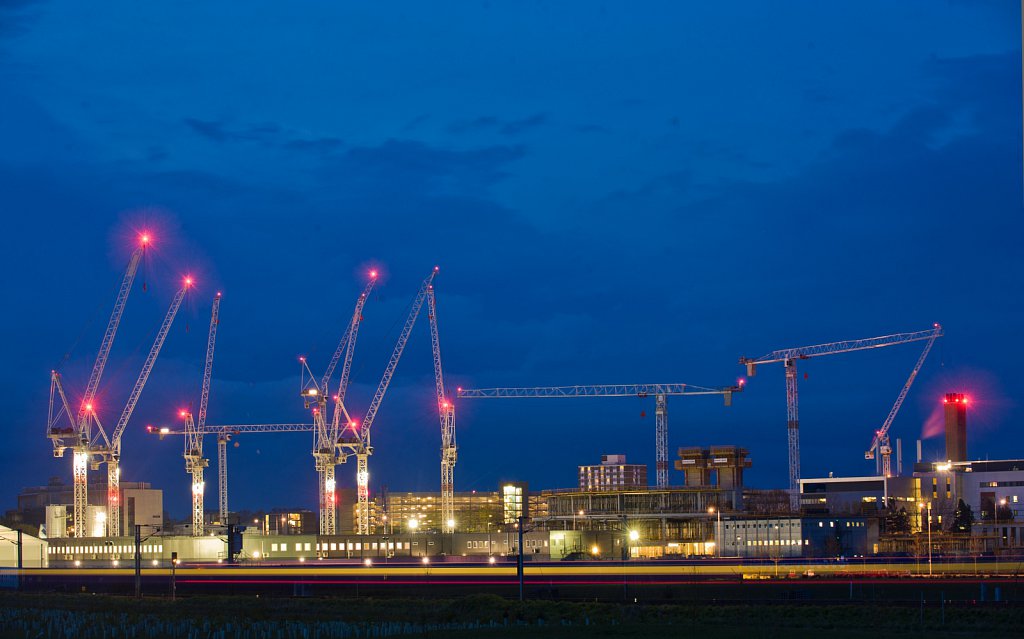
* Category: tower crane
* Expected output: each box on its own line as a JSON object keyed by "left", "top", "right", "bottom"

{"left": 47, "top": 233, "right": 149, "bottom": 537}
{"left": 299, "top": 273, "right": 377, "bottom": 535}
{"left": 739, "top": 324, "right": 943, "bottom": 510}
{"left": 98, "top": 276, "right": 192, "bottom": 536}
{"left": 426, "top": 287, "right": 456, "bottom": 530}
{"left": 866, "top": 326, "right": 941, "bottom": 477}
{"left": 343, "top": 267, "right": 437, "bottom": 535}
{"left": 183, "top": 293, "right": 222, "bottom": 536}
{"left": 457, "top": 383, "right": 742, "bottom": 489}
{"left": 151, "top": 422, "right": 315, "bottom": 525}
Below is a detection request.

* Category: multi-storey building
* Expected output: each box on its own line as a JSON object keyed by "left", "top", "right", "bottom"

{"left": 578, "top": 455, "right": 647, "bottom": 491}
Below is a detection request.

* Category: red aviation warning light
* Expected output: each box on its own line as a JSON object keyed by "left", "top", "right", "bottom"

{"left": 140, "top": 232, "right": 151, "bottom": 246}
{"left": 184, "top": 276, "right": 194, "bottom": 288}
{"left": 369, "top": 270, "right": 378, "bottom": 279}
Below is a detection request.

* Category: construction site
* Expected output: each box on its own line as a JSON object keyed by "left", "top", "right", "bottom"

{"left": 5, "top": 230, "right": 1019, "bottom": 569}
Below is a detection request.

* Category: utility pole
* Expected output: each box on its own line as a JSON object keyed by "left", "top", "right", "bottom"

{"left": 517, "top": 515, "right": 525, "bottom": 601}
{"left": 15, "top": 530, "right": 22, "bottom": 591}
{"left": 134, "top": 524, "right": 142, "bottom": 598}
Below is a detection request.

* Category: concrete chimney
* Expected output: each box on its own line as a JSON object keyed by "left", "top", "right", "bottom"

{"left": 943, "top": 393, "right": 968, "bottom": 462}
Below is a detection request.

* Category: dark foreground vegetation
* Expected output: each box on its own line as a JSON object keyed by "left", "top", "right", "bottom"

{"left": 0, "top": 591, "right": 1022, "bottom": 638}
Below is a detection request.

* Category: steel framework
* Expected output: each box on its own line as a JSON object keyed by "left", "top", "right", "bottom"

{"left": 184, "top": 293, "right": 221, "bottom": 536}
{"left": 457, "top": 383, "right": 741, "bottom": 488}
{"left": 300, "top": 274, "right": 376, "bottom": 535}
{"left": 47, "top": 237, "right": 147, "bottom": 537}
{"left": 101, "top": 278, "right": 190, "bottom": 536}
{"left": 344, "top": 268, "right": 437, "bottom": 534}
{"left": 866, "top": 326, "right": 942, "bottom": 477}
{"left": 740, "top": 324, "right": 942, "bottom": 509}
{"left": 427, "top": 288, "right": 456, "bottom": 530}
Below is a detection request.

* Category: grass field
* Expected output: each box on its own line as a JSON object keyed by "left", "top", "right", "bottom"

{"left": 1, "top": 591, "right": 1023, "bottom": 638}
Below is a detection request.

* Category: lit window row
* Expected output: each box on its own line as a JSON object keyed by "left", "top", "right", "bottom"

{"left": 49, "top": 544, "right": 162, "bottom": 554}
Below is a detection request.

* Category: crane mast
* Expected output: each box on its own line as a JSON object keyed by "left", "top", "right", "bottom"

{"left": 101, "top": 277, "right": 191, "bottom": 536}
{"left": 866, "top": 325, "right": 941, "bottom": 477}
{"left": 458, "top": 382, "right": 741, "bottom": 489}
{"left": 740, "top": 324, "right": 943, "bottom": 510}
{"left": 427, "top": 288, "right": 456, "bottom": 530}
{"left": 184, "top": 293, "right": 221, "bottom": 536}
{"left": 345, "top": 267, "right": 437, "bottom": 535}
{"left": 47, "top": 236, "right": 147, "bottom": 538}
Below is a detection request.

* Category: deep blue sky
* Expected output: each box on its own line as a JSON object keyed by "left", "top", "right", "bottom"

{"left": 1, "top": 2, "right": 1020, "bottom": 518}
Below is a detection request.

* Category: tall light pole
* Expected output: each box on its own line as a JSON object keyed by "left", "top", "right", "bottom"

{"left": 997, "top": 498, "right": 1008, "bottom": 548}
{"left": 919, "top": 502, "right": 932, "bottom": 576}
{"left": 707, "top": 506, "right": 721, "bottom": 558}
{"left": 408, "top": 518, "right": 420, "bottom": 557}
{"left": 446, "top": 518, "right": 455, "bottom": 556}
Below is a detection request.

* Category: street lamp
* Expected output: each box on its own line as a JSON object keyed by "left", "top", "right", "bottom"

{"left": 628, "top": 529, "right": 639, "bottom": 560}
{"left": 918, "top": 502, "right": 932, "bottom": 576}
{"left": 708, "top": 506, "right": 721, "bottom": 558}
{"left": 997, "top": 498, "right": 1008, "bottom": 547}
{"left": 408, "top": 518, "right": 420, "bottom": 557}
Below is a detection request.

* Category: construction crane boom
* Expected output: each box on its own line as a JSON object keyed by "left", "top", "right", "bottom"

{"left": 740, "top": 323, "right": 942, "bottom": 510}
{"left": 867, "top": 327, "right": 941, "bottom": 476}
{"left": 457, "top": 381, "right": 742, "bottom": 488}
{"left": 459, "top": 383, "right": 740, "bottom": 398}
{"left": 740, "top": 328, "right": 941, "bottom": 371}
{"left": 78, "top": 238, "right": 148, "bottom": 425}
{"left": 358, "top": 268, "right": 438, "bottom": 442}
{"left": 427, "top": 288, "right": 457, "bottom": 530}
{"left": 109, "top": 278, "right": 192, "bottom": 448}
{"left": 322, "top": 275, "right": 377, "bottom": 395}
{"left": 197, "top": 293, "right": 221, "bottom": 431}
{"left": 153, "top": 423, "right": 315, "bottom": 437}
{"left": 102, "top": 277, "right": 191, "bottom": 536}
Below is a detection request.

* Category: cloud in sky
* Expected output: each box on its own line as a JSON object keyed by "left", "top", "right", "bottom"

{"left": 0, "top": 1, "right": 1019, "bottom": 515}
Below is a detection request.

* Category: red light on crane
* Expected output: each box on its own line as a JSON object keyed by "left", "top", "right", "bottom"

{"left": 178, "top": 409, "right": 187, "bottom": 418}
{"left": 85, "top": 403, "right": 94, "bottom": 413}
{"left": 140, "top": 233, "right": 151, "bottom": 245}
{"left": 369, "top": 270, "right": 378, "bottom": 279}
{"left": 184, "top": 276, "right": 193, "bottom": 287}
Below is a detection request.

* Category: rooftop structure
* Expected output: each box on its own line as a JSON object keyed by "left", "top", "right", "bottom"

{"left": 578, "top": 455, "right": 647, "bottom": 491}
